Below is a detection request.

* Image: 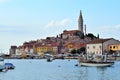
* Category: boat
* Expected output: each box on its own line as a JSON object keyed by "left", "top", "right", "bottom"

{"left": 78, "top": 39, "right": 115, "bottom": 67}
{"left": 4, "top": 63, "right": 15, "bottom": 69}
{"left": 45, "top": 53, "right": 53, "bottom": 62}
{"left": 79, "top": 61, "right": 114, "bottom": 67}
{"left": 46, "top": 58, "right": 53, "bottom": 62}
{"left": 78, "top": 54, "right": 114, "bottom": 67}
{"left": 0, "top": 57, "right": 5, "bottom": 71}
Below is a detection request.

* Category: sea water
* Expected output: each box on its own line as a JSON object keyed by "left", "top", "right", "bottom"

{"left": 0, "top": 59, "right": 120, "bottom": 80}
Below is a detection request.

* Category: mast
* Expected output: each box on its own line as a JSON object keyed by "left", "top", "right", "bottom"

{"left": 102, "top": 39, "right": 103, "bottom": 55}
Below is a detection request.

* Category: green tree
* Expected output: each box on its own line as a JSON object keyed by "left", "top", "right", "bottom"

{"left": 86, "top": 33, "right": 96, "bottom": 40}
{"left": 77, "top": 47, "right": 86, "bottom": 54}
{"left": 46, "top": 37, "right": 50, "bottom": 40}
{"left": 71, "top": 49, "right": 77, "bottom": 54}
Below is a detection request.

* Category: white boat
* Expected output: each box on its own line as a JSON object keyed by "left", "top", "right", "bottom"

{"left": 78, "top": 53, "right": 114, "bottom": 67}
{"left": 45, "top": 54, "right": 53, "bottom": 62}
{"left": 79, "top": 61, "right": 114, "bottom": 67}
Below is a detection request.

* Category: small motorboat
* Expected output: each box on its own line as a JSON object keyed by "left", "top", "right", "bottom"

{"left": 45, "top": 54, "right": 53, "bottom": 62}
{"left": 4, "top": 63, "right": 15, "bottom": 69}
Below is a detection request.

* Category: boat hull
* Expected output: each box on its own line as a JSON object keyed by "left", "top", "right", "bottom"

{"left": 79, "top": 62, "right": 114, "bottom": 67}
{"left": 0, "top": 65, "right": 5, "bottom": 71}
{"left": 4, "top": 63, "right": 15, "bottom": 69}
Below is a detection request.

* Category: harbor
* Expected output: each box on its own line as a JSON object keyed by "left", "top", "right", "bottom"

{"left": 0, "top": 59, "right": 120, "bottom": 80}
{"left": 0, "top": 0, "right": 120, "bottom": 80}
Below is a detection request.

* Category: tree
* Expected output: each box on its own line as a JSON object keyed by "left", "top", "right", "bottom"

{"left": 80, "top": 47, "right": 85, "bottom": 53}
{"left": 46, "top": 37, "right": 50, "bottom": 40}
{"left": 97, "top": 34, "right": 99, "bottom": 39}
{"left": 56, "top": 35, "right": 59, "bottom": 38}
{"left": 86, "top": 33, "right": 96, "bottom": 40}
{"left": 75, "top": 31, "right": 84, "bottom": 39}
{"left": 77, "top": 47, "right": 86, "bottom": 54}
{"left": 60, "top": 34, "right": 63, "bottom": 39}
{"left": 71, "top": 49, "right": 77, "bottom": 54}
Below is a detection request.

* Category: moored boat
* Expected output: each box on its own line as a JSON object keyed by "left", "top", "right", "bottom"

{"left": 78, "top": 54, "right": 114, "bottom": 67}
{"left": 45, "top": 53, "right": 53, "bottom": 62}
{"left": 47, "top": 58, "right": 53, "bottom": 62}
{"left": 79, "top": 61, "right": 114, "bottom": 67}
{"left": 4, "top": 63, "right": 15, "bottom": 69}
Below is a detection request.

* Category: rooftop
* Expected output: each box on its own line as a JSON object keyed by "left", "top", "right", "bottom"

{"left": 87, "top": 38, "right": 113, "bottom": 44}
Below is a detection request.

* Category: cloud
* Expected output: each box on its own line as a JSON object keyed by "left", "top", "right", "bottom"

{"left": 45, "top": 18, "right": 72, "bottom": 28}
{"left": 100, "top": 24, "right": 120, "bottom": 32}
{"left": 98, "top": 24, "right": 120, "bottom": 40}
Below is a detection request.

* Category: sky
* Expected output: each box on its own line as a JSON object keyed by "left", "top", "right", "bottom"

{"left": 0, "top": 0, "right": 120, "bottom": 53}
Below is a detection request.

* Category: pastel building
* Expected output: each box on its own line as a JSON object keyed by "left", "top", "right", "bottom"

{"left": 108, "top": 44, "right": 120, "bottom": 52}
{"left": 86, "top": 38, "right": 120, "bottom": 55}
{"left": 35, "top": 42, "right": 58, "bottom": 56}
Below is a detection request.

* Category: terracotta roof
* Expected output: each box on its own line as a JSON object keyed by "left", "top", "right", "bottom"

{"left": 62, "top": 30, "right": 80, "bottom": 35}
{"left": 87, "top": 38, "right": 113, "bottom": 44}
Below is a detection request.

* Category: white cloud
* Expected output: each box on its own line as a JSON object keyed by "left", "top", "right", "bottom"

{"left": 45, "top": 18, "right": 72, "bottom": 28}
{"left": 100, "top": 24, "right": 120, "bottom": 32}
{"left": 98, "top": 24, "right": 120, "bottom": 40}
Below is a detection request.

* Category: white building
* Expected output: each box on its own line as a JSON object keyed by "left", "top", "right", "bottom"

{"left": 86, "top": 38, "right": 120, "bottom": 55}
{"left": 15, "top": 46, "right": 24, "bottom": 56}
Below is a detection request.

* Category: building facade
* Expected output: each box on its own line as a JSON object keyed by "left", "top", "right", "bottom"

{"left": 108, "top": 44, "right": 120, "bottom": 53}
{"left": 86, "top": 38, "right": 120, "bottom": 55}
{"left": 9, "top": 46, "right": 17, "bottom": 55}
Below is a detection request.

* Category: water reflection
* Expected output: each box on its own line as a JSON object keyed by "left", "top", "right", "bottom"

{"left": 78, "top": 66, "right": 113, "bottom": 80}
{"left": 96, "top": 67, "right": 106, "bottom": 80}
{"left": 79, "top": 67, "right": 89, "bottom": 80}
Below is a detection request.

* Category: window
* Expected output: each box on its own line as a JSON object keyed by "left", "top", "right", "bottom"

{"left": 113, "top": 46, "right": 116, "bottom": 49}
{"left": 110, "top": 46, "right": 112, "bottom": 49}
{"left": 96, "top": 51, "right": 98, "bottom": 54}
{"left": 87, "top": 46, "right": 89, "bottom": 49}
{"left": 99, "top": 46, "right": 102, "bottom": 50}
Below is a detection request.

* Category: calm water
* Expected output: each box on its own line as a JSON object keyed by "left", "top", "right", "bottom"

{"left": 0, "top": 59, "right": 120, "bottom": 80}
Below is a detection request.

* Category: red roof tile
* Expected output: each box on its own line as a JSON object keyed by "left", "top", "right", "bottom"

{"left": 87, "top": 38, "right": 112, "bottom": 44}
{"left": 62, "top": 30, "right": 80, "bottom": 35}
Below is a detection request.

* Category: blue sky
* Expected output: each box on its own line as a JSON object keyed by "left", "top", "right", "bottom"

{"left": 0, "top": 0, "right": 120, "bottom": 53}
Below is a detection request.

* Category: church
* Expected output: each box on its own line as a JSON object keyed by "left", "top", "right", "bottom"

{"left": 62, "top": 10, "right": 86, "bottom": 39}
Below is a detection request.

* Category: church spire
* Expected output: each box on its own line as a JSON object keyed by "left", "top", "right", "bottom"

{"left": 80, "top": 10, "right": 83, "bottom": 20}
{"left": 78, "top": 10, "right": 83, "bottom": 33}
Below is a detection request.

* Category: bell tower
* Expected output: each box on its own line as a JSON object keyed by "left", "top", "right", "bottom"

{"left": 78, "top": 10, "right": 83, "bottom": 33}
